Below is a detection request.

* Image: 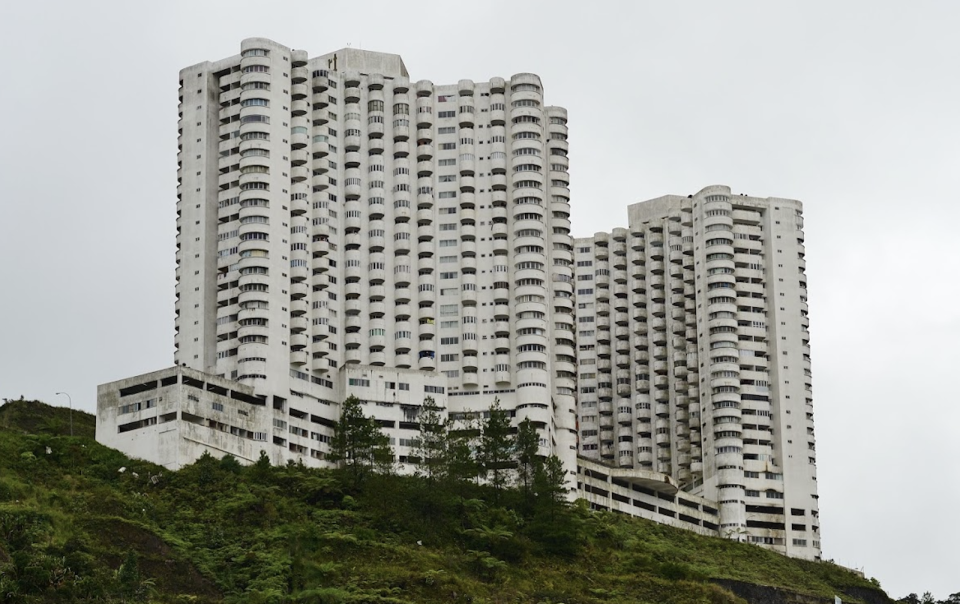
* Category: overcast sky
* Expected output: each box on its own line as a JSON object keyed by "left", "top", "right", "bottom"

{"left": 1, "top": 0, "right": 957, "bottom": 598}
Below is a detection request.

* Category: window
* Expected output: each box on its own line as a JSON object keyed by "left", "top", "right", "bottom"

{"left": 438, "top": 110, "right": 455, "bottom": 118}
{"left": 514, "top": 180, "right": 542, "bottom": 190}
{"left": 240, "top": 165, "right": 269, "bottom": 174}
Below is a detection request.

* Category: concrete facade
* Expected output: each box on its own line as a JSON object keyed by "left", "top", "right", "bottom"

{"left": 97, "top": 38, "right": 819, "bottom": 561}
{"left": 171, "top": 37, "right": 575, "bottom": 478}
{"left": 572, "top": 186, "right": 819, "bottom": 558}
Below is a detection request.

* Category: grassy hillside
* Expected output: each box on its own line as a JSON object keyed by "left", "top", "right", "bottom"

{"left": 0, "top": 400, "right": 890, "bottom": 604}
{"left": 0, "top": 397, "right": 95, "bottom": 438}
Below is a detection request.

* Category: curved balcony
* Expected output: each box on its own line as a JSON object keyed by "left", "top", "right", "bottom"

{"left": 288, "top": 278, "right": 309, "bottom": 298}
{"left": 288, "top": 349, "right": 308, "bottom": 366}
{"left": 417, "top": 354, "right": 436, "bottom": 371}
{"left": 366, "top": 119, "right": 384, "bottom": 139}
{"left": 635, "top": 449, "right": 654, "bottom": 464}
{"left": 459, "top": 371, "right": 478, "bottom": 387}
{"left": 237, "top": 322, "right": 269, "bottom": 342}
{"left": 392, "top": 123, "right": 410, "bottom": 141}
{"left": 393, "top": 140, "right": 410, "bottom": 158}
{"left": 390, "top": 353, "right": 411, "bottom": 369}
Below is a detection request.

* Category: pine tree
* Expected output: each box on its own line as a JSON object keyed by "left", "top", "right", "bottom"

{"left": 478, "top": 399, "right": 514, "bottom": 502}
{"left": 514, "top": 418, "right": 541, "bottom": 502}
{"left": 447, "top": 420, "right": 480, "bottom": 490}
{"left": 527, "top": 454, "right": 580, "bottom": 557}
{"left": 413, "top": 396, "right": 448, "bottom": 483}
{"left": 533, "top": 455, "right": 568, "bottom": 517}
{"left": 329, "top": 395, "right": 394, "bottom": 487}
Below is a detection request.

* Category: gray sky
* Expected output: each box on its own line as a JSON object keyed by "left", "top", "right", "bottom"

{"left": 1, "top": 0, "right": 957, "bottom": 597}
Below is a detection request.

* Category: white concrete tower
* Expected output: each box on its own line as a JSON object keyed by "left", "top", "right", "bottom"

{"left": 573, "top": 185, "right": 819, "bottom": 560}
{"left": 173, "top": 38, "right": 577, "bottom": 478}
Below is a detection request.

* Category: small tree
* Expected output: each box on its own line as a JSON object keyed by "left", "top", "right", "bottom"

{"left": 413, "top": 396, "right": 448, "bottom": 483}
{"left": 526, "top": 455, "right": 580, "bottom": 557}
{"left": 249, "top": 450, "right": 273, "bottom": 484}
{"left": 478, "top": 399, "right": 514, "bottom": 501}
{"left": 329, "top": 395, "right": 393, "bottom": 487}
{"left": 514, "top": 418, "right": 541, "bottom": 501}
{"left": 447, "top": 423, "right": 480, "bottom": 490}
{"left": 533, "top": 455, "right": 568, "bottom": 517}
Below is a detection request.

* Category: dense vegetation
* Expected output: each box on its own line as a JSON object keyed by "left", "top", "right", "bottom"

{"left": 897, "top": 594, "right": 960, "bottom": 604}
{"left": 0, "top": 398, "right": 893, "bottom": 603}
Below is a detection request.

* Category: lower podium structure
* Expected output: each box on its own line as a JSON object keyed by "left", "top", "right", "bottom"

{"left": 97, "top": 364, "right": 451, "bottom": 471}
{"left": 97, "top": 364, "right": 726, "bottom": 542}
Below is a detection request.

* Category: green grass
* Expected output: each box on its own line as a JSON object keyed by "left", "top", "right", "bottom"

{"left": 0, "top": 400, "right": 891, "bottom": 604}
{"left": 0, "top": 398, "right": 95, "bottom": 438}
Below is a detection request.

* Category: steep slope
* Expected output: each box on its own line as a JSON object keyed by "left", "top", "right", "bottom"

{"left": 0, "top": 400, "right": 891, "bottom": 604}
{"left": 0, "top": 398, "right": 95, "bottom": 438}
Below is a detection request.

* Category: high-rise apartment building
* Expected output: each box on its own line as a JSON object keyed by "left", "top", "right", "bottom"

{"left": 128, "top": 36, "right": 577, "bottom": 476}
{"left": 572, "top": 188, "right": 819, "bottom": 558}
{"left": 97, "top": 38, "right": 819, "bottom": 560}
